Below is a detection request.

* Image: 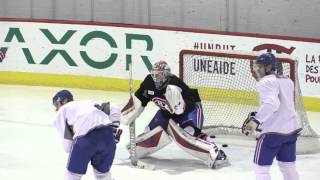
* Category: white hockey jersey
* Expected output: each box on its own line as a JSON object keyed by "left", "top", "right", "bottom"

{"left": 53, "top": 100, "right": 121, "bottom": 153}
{"left": 255, "top": 74, "right": 300, "bottom": 134}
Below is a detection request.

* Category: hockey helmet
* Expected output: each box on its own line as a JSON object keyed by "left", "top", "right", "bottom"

{"left": 52, "top": 89, "right": 73, "bottom": 105}
{"left": 255, "top": 53, "right": 277, "bottom": 71}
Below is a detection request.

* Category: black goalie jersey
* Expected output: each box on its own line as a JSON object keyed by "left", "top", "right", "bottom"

{"left": 135, "top": 74, "right": 201, "bottom": 118}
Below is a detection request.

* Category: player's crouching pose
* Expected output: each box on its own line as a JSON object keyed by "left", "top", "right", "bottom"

{"left": 53, "top": 90, "right": 122, "bottom": 180}
{"left": 242, "top": 53, "right": 301, "bottom": 180}
{"left": 122, "top": 61, "right": 228, "bottom": 168}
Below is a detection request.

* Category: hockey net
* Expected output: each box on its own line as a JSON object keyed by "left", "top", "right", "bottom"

{"left": 179, "top": 50, "right": 320, "bottom": 154}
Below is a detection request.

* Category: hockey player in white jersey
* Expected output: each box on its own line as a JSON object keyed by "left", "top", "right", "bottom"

{"left": 122, "top": 60, "right": 228, "bottom": 168}
{"left": 53, "top": 90, "right": 122, "bottom": 180}
{"left": 242, "top": 53, "right": 301, "bottom": 180}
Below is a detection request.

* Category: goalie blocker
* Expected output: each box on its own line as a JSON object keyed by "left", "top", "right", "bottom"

{"left": 128, "top": 119, "right": 229, "bottom": 169}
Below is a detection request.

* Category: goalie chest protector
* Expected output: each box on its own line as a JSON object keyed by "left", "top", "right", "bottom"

{"left": 135, "top": 74, "right": 201, "bottom": 117}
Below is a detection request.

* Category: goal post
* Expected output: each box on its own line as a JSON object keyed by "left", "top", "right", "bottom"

{"left": 179, "top": 50, "right": 320, "bottom": 154}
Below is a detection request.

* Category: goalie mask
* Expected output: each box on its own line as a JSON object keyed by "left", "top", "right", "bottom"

{"left": 253, "top": 53, "right": 277, "bottom": 80}
{"left": 151, "top": 60, "right": 171, "bottom": 89}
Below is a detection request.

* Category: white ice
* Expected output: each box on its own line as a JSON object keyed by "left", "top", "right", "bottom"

{"left": 0, "top": 84, "right": 319, "bottom": 180}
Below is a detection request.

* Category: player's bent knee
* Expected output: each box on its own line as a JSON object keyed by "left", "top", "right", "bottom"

{"left": 254, "top": 165, "right": 271, "bottom": 180}
{"left": 278, "top": 161, "right": 296, "bottom": 168}
{"left": 278, "top": 161, "right": 297, "bottom": 174}
{"left": 278, "top": 161, "right": 299, "bottom": 180}
{"left": 254, "top": 164, "right": 271, "bottom": 174}
{"left": 93, "top": 169, "right": 113, "bottom": 180}
{"left": 65, "top": 170, "right": 82, "bottom": 180}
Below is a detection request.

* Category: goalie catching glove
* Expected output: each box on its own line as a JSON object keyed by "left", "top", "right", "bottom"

{"left": 121, "top": 96, "right": 144, "bottom": 125}
{"left": 242, "top": 112, "right": 261, "bottom": 136}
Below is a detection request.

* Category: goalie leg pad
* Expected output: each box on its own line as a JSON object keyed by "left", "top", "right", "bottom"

{"left": 167, "top": 119, "right": 227, "bottom": 168}
{"left": 129, "top": 126, "right": 172, "bottom": 159}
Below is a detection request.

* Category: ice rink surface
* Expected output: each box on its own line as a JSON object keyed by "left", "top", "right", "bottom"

{"left": 0, "top": 84, "right": 319, "bottom": 180}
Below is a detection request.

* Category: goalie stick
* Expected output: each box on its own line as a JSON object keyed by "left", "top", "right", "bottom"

{"left": 127, "top": 63, "right": 155, "bottom": 170}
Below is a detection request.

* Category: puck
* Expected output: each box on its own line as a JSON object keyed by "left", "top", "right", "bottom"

{"left": 222, "top": 144, "right": 228, "bottom": 148}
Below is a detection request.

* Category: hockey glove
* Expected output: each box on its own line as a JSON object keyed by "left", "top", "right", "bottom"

{"left": 110, "top": 121, "right": 122, "bottom": 143}
{"left": 112, "top": 128, "right": 122, "bottom": 143}
{"left": 242, "top": 112, "right": 261, "bottom": 136}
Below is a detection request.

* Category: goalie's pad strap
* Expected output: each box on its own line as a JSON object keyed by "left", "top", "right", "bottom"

{"left": 134, "top": 126, "right": 172, "bottom": 159}
{"left": 167, "top": 119, "right": 219, "bottom": 165}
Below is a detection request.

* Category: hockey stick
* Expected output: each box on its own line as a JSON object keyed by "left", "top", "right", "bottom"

{"left": 128, "top": 63, "right": 138, "bottom": 166}
{"left": 127, "top": 63, "right": 155, "bottom": 170}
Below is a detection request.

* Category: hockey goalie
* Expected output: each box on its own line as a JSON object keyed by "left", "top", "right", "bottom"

{"left": 122, "top": 60, "right": 229, "bottom": 168}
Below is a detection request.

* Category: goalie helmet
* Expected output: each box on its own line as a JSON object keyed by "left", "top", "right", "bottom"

{"left": 151, "top": 60, "right": 171, "bottom": 89}
{"left": 52, "top": 89, "right": 73, "bottom": 105}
